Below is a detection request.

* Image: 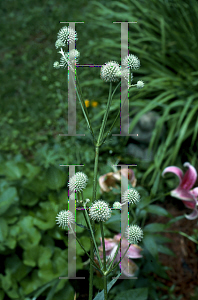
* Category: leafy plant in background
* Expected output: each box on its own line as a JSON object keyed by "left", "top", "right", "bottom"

{"left": 82, "top": 0, "right": 198, "bottom": 193}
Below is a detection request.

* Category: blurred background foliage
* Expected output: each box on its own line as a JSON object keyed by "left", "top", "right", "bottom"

{"left": 0, "top": 0, "right": 198, "bottom": 299}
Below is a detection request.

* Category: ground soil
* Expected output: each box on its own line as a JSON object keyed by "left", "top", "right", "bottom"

{"left": 144, "top": 197, "right": 198, "bottom": 300}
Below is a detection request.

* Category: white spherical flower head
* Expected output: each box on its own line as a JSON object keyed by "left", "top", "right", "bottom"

{"left": 57, "top": 26, "right": 78, "bottom": 45}
{"left": 113, "top": 202, "right": 121, "bottom": 209}
{"left": 122, "top": 54, "right": 140, "bottom": 70}
{"left": 137, "top": 80, "right": 144, "bottom": 89}
{"left": 100, "top": 61, "right": 121, "bottom": 82}
{"left": 122, "top": 188, "right": 140, "bottom": 205}
{"left": 55, "top": 39, "right": 66, "bottom": 49}
{"left": 68, "top": 49, "right": 80, "bottom": 65}
{"left": 68, "top": 172, "right": 88, "bottom": 193}
{"left": 69, "top": 49, "right": 80, "bottom": 60}
{"left": 53, "top": 61, "right": 60, "bottom": 69}
{"left": 89, "top": 200, "right": 112, "bottom": 222}
{"left": 125, "top": 225, "right": 143, "bottom": 244}
{"left": 56, "top": 210, "right": 75, "bottom": 230}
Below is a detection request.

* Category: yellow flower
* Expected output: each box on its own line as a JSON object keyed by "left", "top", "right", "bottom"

{"left": 85, "top": 100, "right": 89, "bottom": 107}
{"left": 91, "top": 101, "right": 98, "bottom": 107}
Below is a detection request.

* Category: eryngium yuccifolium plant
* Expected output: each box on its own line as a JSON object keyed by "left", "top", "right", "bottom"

{"left": 122, "top": 54, "right": 140, "bottom": 70}
{"left": 59, "top": 48, "right": 80, "bottom": 68}
{"left": 55, "top": 39, "right": 66, "bottom": 49}
{"left": 137, "top": 80, "right": 144, "bottom": 89}
{"left": 125, "top": 225, "right": 143, "bottom": 244}
{"left": 122, "top": 188, "right": 141, "bottom": 205}
{"left": 89, "top": 200, "right": 112, "bottom": 222}
{"left": 68, "top": 172, "right": 88, "bottom": 193}
{"left": 115, "top": 68, "right": 132, "bottom": 85}
{"left": 56, "top": 210, "right": 75, "bottom": 230}
{"left": 53, "top": 61, "right": 60, "bottom": 69}
{"left": 113, "top": 201, "right": 122, "bottom": 209}
{"left": 57, "top": 26, "right": 78, "bottom": 45}
{"left": 100, "top": 61, "right": 121, "bottom": 82}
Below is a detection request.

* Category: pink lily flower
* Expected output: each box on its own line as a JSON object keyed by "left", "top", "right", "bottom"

{"left": 162, "top": 162, "right": 198, "bottom": 220}
{"left": 95, "top": 233, "right": 143, "bottom": 277}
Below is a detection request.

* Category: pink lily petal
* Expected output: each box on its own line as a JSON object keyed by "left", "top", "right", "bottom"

{"left": 190, "top": 187, "right": 198, "bottom": 199}
{"left": 115, "top": 234, "right": 143, "bottom": 258}
{"left": 180, "top": 162, "right": 197, "bottom": 190}
{"left": 162, "top": 166, "right": 183, "bottom": 183}
{"left": 171, "top": 188, "right": 196, "bottom": 201}
{"left": 98, "top": 237, "right": 116, "bottom": 252}
{"left": 127, "top": 244, "right": 143, "bottom": 259}
{"left": 182, "top": 200, "right": 196, "bottom": 209}
{"left": 185, "top": 207, "right": 198, "bottom": 220}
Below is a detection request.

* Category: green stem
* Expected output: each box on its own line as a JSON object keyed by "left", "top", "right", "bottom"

{"left": 106, "top": 244, "right": 131, "bottom": 276}
{"left": 100, "top": 221, "right": 108, "bottom": 299}
{"left": 100, "top": 89, "right": 128, "bottom": 145}
{"left": 98, "top": 82, "right": 113, "bottom": 146}
{"left": 103, "top": 275, "right": 108, "bottom": 300}
{"left": 84, "top": 206, "right": 103, "bottom": 269}
{"left": 100, "top": 221, "right": 107, "bottom": 271}
{"left": 72, "top": 72, "right": 96, "bottom": 144}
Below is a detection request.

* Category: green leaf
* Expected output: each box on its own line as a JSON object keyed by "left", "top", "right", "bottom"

{"left": 105, "top": 210, "right": 121, "bottom": 232}
{"left": 145, "top": 205, "right": 171, "bottom": 217}
{"left": 93, "top": 272, "right": 122, "bottom": 300}
{"left": 0, "top": 161, "right": 27, "bottom": 180}
{"left": 143, "top": 233, "right": 158, "bottom": 259}
{"left": 157, "top": 244, "right": 175, "bottom": 256}
{"left": 144, "top": 223, "right": 166, "bottom": 232}
{"left": 114, "top": 287, "right": 148, "bottom": 300}
{"left": 0, "top": 187, "right": 18, "bottom": 215}
{"left": 0, "top": 217, "right": 8, "bottom": 242}
{"left": 45, "top": 166, "right": 67, "bottom": 190}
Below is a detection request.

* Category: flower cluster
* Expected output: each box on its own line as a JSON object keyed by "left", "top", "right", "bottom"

{"left": 122, "top": 188, "right": 141, "bottom": 205}
{"left": 125, "top": 225, "right": 144, "bottom": 244}
{"left": 53, "top": 26, "right": 79, "bottom": 71}
{"left": 89, "top": 200, "right": 112, "bottom": 222}
{"left": 101, "top": 54, "right": 144, "bottom": 89}
{"left": 68, "top": 172, "right": 88, "bottom": 193}
{"left": 100, "top": 61, "right": 121, "bottom": 82}
{"left": 56, "top": 210, "right": 75, "bottom": 230}
{"left": 57, "top": 26, "right": 78, "bottom": 45}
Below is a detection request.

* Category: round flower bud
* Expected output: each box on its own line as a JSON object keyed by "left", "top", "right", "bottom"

{"left": 57, "top": 26, "right": 78, "bottom": 45}
{"left": 55, "top": 39, "right": 66, "bottom": 49}
{"left": 122, "top": 54, "right": 140, "bottom": 70}
{"left": 122, "top": 188, "right": 140, "bottom": 205}
{"left": 68, "top": 172, "right": 88, "bottom": 193}
{"left": 113, "top": 202, "right": 121, "bottom": 209}
{"left": 125, "top": 225, "right": 143, "bottom": 244}
{"left": 100, "top": 61, "right": 121, "bottom": 82}
{"left": 89, "top": 200, "right": 112, "bottom": 222}
{"left": 69, "top": 49, "right": 80, "bottom": 60}
{"left": 56, "top": 210, "right": 75, "bottom": 230}
{"left": 53, "top": 61, "right": 60, "bottom": 69}
{"left": 137, "top": 80, "right": 144, "bottom": 89}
